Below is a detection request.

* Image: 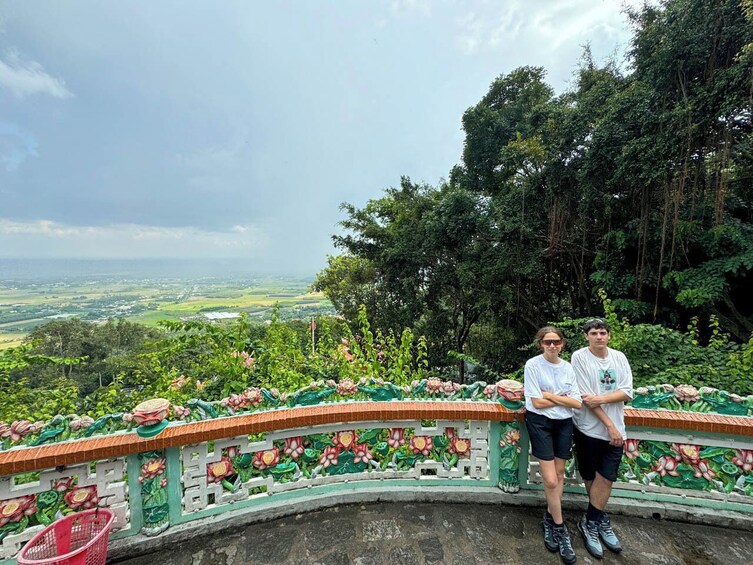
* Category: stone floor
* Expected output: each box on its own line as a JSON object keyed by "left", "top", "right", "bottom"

{"left": 111, "top": 502, "right": 753, "bottom": 565}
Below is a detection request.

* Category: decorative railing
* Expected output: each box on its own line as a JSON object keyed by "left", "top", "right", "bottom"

{"left": 1, "top": 379, "right": 752, "bottom": 563}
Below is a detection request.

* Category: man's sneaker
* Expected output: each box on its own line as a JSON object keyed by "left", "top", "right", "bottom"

{"left": 577, "top": 514, "right": 603, "bottom": 559}
{"left": 542, "top": 513, "right": 557, "bottom": 552}
{"left": 553, "top": 524, "right": 577, "bottom": 564}
{"left": 597, "top": 514, "right": 622, "bottom": 553}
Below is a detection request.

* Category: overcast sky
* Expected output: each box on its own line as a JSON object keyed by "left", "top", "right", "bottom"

{"left": 0, "top": 0, "right": 642, "bottom": 275}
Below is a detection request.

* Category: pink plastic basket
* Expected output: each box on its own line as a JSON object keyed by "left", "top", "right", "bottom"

{"left": 17, "top": 508, "right": 114, "bottom": 565}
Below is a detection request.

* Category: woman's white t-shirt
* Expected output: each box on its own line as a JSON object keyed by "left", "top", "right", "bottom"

{"left": 524, "top": 354, "right": 582, "bottom": 420}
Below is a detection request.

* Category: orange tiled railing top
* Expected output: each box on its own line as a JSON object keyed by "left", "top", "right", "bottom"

{"left": 1, "top": 402, "right": 752, "bottom": 475}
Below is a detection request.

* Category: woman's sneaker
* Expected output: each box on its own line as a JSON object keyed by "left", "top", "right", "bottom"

{"left": 577, "top": 514, "right": 603, "bottom": 559}
{"left": 542, "top": 513, "right": 558, "bottom": 552}
{"left": 553, "top": 524, "right": 577, "bottom": 564}
{"left": 598, "top": 514, "right": 622, "bottom": 553}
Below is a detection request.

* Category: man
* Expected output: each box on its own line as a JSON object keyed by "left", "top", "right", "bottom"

{"left": 571, "top": 318, "right": 633, "bottom": 559}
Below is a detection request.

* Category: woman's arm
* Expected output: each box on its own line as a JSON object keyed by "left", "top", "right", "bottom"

{"left": 542, "top": 391, "right": 582, "bottom": 409}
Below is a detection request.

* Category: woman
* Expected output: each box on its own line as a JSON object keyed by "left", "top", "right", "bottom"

{"left": 524, "top": 326, "right": 582, "bottom": 565}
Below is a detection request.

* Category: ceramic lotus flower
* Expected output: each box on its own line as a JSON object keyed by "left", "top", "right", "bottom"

{"left": 9, "top": 420, "right": 32, "bottom": 442}
{"left": 69, "top": 416, "right": 95, "bottom": 432}
{"left": 674, "top": 385, "right": 699, "bottom": 403}
{"left": 141, "top": 457, "right": 166, "bottom": 480}
{"left": 0, "top": 496, "right": 37, "bottom": 526}
{"left": 496, "top": 380, "right": 524, "bottom": 402}
{"left": 623, "top": 439, "right": 640, "bottom": 460}
{"left": 252, "top": 448, "right": 280, "bottom": 470}
{"left": 319, "top": 446, "right": 340, "bottom": 468}
{"left": 733, "top": 449, "right": 753, "bottom": 472}
{"left": 410, "top": 435, "right": 434, "bottom": 456}
{"left": 284, "top": 437, "right": 305, "bottom": 460}
{"left": 207, "top": 457, "right": 235, "bottom": 482}
{"left": 449, "top": 436, "right": 471, "bottom": 457}
{"left": 336, "top": 378, "right": 358, "bottom": 396}
{"left": 387, "top": 428, "right": 406, "bottom": 449}
{"left": 653, "top": 456, "right": 680, "bottom": 477}
{"left": 64, "top": 487, "right": 99, "bottom": 510}
{"left": 353, "top": 443, "right": 374, "bottom": 464}
{"left": 334, "top": 430, "right": 356, "bottom": 450}
{"left": 673, "top": 443, "right": 701, "bottom": 466}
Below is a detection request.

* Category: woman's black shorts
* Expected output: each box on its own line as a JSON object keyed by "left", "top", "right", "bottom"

{"left": 524, "top": 411, "right": 574, "bottom": 461}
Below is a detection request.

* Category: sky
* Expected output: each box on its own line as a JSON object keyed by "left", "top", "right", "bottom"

{"left": 0, "top": 0, "right": 644, "bottom": 275}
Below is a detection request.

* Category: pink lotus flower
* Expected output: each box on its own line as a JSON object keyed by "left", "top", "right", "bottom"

{"left": 53, "top": 478, "right": 74, "bottom": 492}
{"left": 141, "top": 458, "right": 166, "bottom": 480}
{"left": 442, "top": 381, "right": 460, "bottom": 396}
{"left": 122, "top": 412, "right": 134, "bottom": 424}
{"left": 320, "top": 446, "right": 340, "bottom": 468}
{"left": 693, "top": 459, "right": 717, "bottom": 481}
{"left": 0, "top": 422, "right": 10, "bottom": 438}
{"left": 226, "top": 446, "right": 240, "bottom": 459}
{"left": 64, "top": 487, "right": 98, "bottom": 510}
{"left": 387, "top": 428, "right": 406, "bottom": 449}
{"left": 28, "top": 421, "right": 45, "bottom": 434}
{"left": 353, "top": 444, "right": 373, "bottom": 464}
{"left": 445, "top": 427, "right": 455, "bottom": 438}
{"left": 334, "top": 430, "right": 356, "bottom": 450}
{"left": 674, "top": 385, "right": 699, "bottom": 403}
{"left": 504, "top": 429, "right": 521, "bottom": 446}
{"left": 160, "top": 477, "right": 168, "bottom": 488}
{"left": 449, "top": 436, "right": 471, "bottom": 457}
{"left": 9, "top": 420, "right": 31, "bottom": 442}
{"left": 284, "top": 437, "right": 305, "bottom": 460}
{"left": 207, "top": 457, "right": 235, "bottom": 482}
{"left": 69, "top": 416, "right": 94, "bottom": 432}
{"left": 172, "top": 405, "right": 190, "bottom": 419}
{"left": 673, "top": 443, "right": 701, "bottom": 466}
{"left": 733, "top": 449, "right": 753, "bottom": 472}
{"left": 410, "top": 435, "right": 434, "bottom": 456}
{"left": 483, "top": 384, "right": 496, "bottom": 399}
{"left": 243, "top": 387, "right": 263, "bottom": 407}
{"left": 653, "top": 456, "right": 680, "bottom": 477}
{"left": 337, "top": 378, "right": 358, "bottom": 396}
{"left": 253, "top": 448, "right": 280, "bottom": 470}
{"left": 426, "top": 377, "right": 443, "bottom": 393}
{"left": 0, "top": 496, "right": 37, "bottom": 526}
{"left": 623, "top": 439, "right": 640, "bottom": 460}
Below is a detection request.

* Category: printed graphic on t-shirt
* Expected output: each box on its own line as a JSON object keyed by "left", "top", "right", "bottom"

{"left": 599, "top": 368, "right": 617, "bottom": 393}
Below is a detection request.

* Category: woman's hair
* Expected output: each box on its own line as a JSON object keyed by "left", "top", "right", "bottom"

{"left": 534, "top": 325, "right": 566, "bottom": 345}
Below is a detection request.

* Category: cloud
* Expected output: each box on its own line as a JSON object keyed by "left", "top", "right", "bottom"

{"left": 0, "top": 51, "right": 72, "bottom": 99}
{"left": 0, "top": 123, "right": 38, "bottom": 171}
{"left": 455, "top": 0, "right": 640, "bottom": 56}
{"left": 390, "top": 0, "right": 431, "bottom": 17}
{"left": 0, "top": 219, "right": 269, "bottom": 258}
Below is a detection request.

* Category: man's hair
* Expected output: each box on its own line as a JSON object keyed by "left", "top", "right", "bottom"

{"left": 583, "top": 318, "right": 610, "bottom": 333}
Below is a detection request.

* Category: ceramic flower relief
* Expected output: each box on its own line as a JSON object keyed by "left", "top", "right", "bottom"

{"left": 353, "top": 443, "right": 373, "bottom": 464}
{"left": 334, "top": 430, "right": 356, "bottom": 450}
{"left": 336, "top": 378, "right": 358, "bottom": 395}
{"left": 387, "top": 428, "right": 406, "bottom": 449}
{"left": 7, "top": 420, "right": 32, "bottom": 442}
{"left": 53, "top": 477, "right": 74, "bottom": 492}
{"left": 172, "top": 405, "right": 190, "bottom": 419}
{"left": 733, "top": 449, "right": 753, "bottom": 472}
{"left": 693, "top": 459, "right": 717, "bottom": 481}
{"left": 69, "top": 416, "right": 94, "bottom": 432}
{"left": 0, "top": 495, "right": 37, "bottom": 526}
{"left": 64, "top": 486, "right": 99, "bottom": 510}
{"left": 426, "top": 377, "right": 443, "bottom": 394}
{"left": 320, "top": 446, "right": 340, "bottom": 468}
{"left": 673, "top": 444, "right": 701, "bottom": 466}
{"left": 449, "top": 436, "right": 471, "bottom": 457}
{"left": 504, "top": 429, "right": 520, "bottom": 446}
{"left": 284, "top": 436, "right": 305, "bottom": 459}
{"left": 140, "top": 457, "right": 166, "bottom": 480}
{"left": 207, "top": 457, "right": 235, "bottom": 482}
{"left": 252, "top": 448, "right": 280, "bottom": 470}
{"left": 623, "top": 439, "right": 640, "bottom": 460}
{"left": 674, "top": 384, "right": 699, "bottom": 403}
{"left": 653, "top": 456, "right": 680, "bottom": 477}
{"left": 410, "top": 435, "right": 433, "bottom": 456}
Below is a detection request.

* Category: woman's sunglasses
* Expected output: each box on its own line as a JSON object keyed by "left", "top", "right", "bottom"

{"left": 541, "top": 339, "right": 563, "bottom": 346}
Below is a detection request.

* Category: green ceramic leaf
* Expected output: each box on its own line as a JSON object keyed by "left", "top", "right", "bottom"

{"left": 326, "top": 451, "right": 367, "bottom": 475}
{"left": 269, "top": 462, "right": 296, "bottom": 479}
{"left": 357, "top": 428, "right": 383, "bottom": 445}
{"left": 373, "top": 441, "right": 389, "bottom": 456}
{"left": 36, "top": 489, "right": 61, "bottom": 509}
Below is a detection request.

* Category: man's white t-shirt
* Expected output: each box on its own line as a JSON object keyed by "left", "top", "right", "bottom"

{"left": 524, "top": 354, "right": 582, "bottom": 420}
{"left": 571, "top": 347, "right": 633, "bottom": 440}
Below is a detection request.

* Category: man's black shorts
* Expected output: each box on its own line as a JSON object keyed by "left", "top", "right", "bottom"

{"left": 573, "top": 427, "right": 623, "bottom": 482}
{"left": 524, "top": 411, "right": 574, "bottom": 461}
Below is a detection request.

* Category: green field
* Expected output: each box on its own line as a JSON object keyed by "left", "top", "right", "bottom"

{"left": 0, "top": 277, "right": 333, "bottom": 348}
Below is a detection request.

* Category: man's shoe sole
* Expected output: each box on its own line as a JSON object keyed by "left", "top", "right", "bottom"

{"left": 577, "top": 519, "right": 603, "bottom": 560}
